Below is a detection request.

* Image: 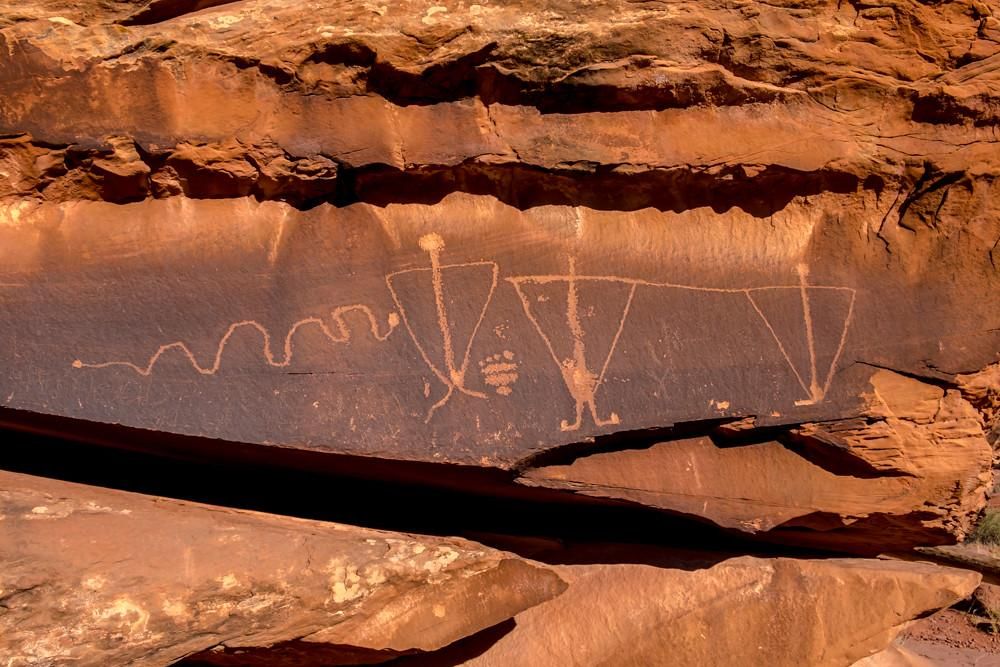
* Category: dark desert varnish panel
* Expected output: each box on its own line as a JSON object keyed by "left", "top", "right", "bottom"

{"left": 2, "top": 0, "right": 1000, "bottom": 664}
{"left": 3, "top": 192, "right": 991, "bottom": 467}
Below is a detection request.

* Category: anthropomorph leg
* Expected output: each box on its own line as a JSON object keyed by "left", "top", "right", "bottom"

{"left": 559, "top": 257, "right": 620, "bottom": 432}
{"left": 416, "top": 233, "right": 487, "bottom": 422}
{"left": 797, "top": 263, "right": 824, "bottom": 405}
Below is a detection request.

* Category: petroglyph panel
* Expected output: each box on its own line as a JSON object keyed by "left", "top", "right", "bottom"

{"left": 0, "top": 194, "right": 996, "bottom": 467}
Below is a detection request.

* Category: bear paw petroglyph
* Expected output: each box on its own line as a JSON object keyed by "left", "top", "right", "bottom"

{"left": 479, "top": 351, "right": 519, "bottom": 396}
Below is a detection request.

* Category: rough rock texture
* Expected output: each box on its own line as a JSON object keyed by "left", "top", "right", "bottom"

{"left": 959, "top": 363, "right": 1000, "bottom": 449}
{"left": 461, "top": 558, "right": 979, "bottom": 667}
{"left": 520, "top": 369, "right": 994, "bottom": 552}
{"left": 0, "top": 469, "right": 983, "bottom": 667}
{"left": 973, "top": 582, "right": 1000, "bottom": 615}
{"left": 852, "top": 644, "right": 936, "bottom": 667}
{"left": 0, "top": 2, "right": 996, "bottom": 536}
{"left": 1, "top": 1, "right": 999, "bottom": 660}
{"left": 0, "top": 469, "right": 566, "bottom": 666}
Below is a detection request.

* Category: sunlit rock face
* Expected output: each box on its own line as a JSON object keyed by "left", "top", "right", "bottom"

{"left": 1, "top": 0, "right": 997, "bottom": 545}
{"left": 0, "top": 470, "right": 568, "bottom": 666}
{"left": 0, "top": 1, "right": 998, "bottom": 663}
{"left": 0, "top": 471, "right": 983, "bottom": 667}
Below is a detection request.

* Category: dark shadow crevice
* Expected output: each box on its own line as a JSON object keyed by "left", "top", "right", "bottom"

{"left": 337, "top": 161, "right": 862, "bottom": 217}
{"left": 2, "top": 132, "right": 868, "bottom": 216}
{"left": 510, "top": 418, "right": 745, "bottom": 471}
{"left": 0, "top": 407, "right": 841, "bottom": 565}
{"left": 173, "top": 618, "right": 517, "bottom": 667}
{"left": 119, "top": 0, "right": 243, "bottom": 26}
{"left": 512, "top": 414, "right": 909, "bottom": 480}
{"left": 174, "top": 640, "right": 411, "bottom": 667}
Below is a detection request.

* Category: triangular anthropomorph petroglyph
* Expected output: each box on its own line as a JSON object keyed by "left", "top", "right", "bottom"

{"left": 745, "top": 265, "right": 855, "bottom": 405}
{"left": 508, "top": 258, "right": 637, "bottom": 431}
{"left": 386, "top": 234, "right": 499, "bottom": 422}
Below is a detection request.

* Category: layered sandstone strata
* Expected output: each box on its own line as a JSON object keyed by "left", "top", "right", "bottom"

{"left": 0, "top": 0, "right": 998, "bottom": 663}
{"left": 520, "top": 369, "right": 994, "bottom": 552}
{"left": 0, "top": 469, "right": 981, "bottom": 666}
{"left": 0, "top": 470, "right": 566, "bottom": 665}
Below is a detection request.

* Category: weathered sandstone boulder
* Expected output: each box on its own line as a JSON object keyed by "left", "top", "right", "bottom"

{"left": 852, "top": 644, "right": 936, "bottom": 667}
{"left": 462, "top": 558, "right": 979, "bottom": 667}
{"left": 973, "top": 582, "right": 1000, "bottom": 620}
{"left": 0, "top": 0, "right": 997, "bottom": 565}
{"left": 0, "top": 1, "right": 996, "bottom": 536}
{"left": 0, "top": 468, "right": 982, "bottom": 667}
{"left": 520, "top": 369, "right": 994, "bottom": 552}
{"left": 0, "top": 469, "right": 566, "bottom": 666}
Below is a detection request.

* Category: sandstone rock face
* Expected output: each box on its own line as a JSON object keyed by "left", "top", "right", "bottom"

{"left": 852, "top": 645, "right": 936, "bottom": 667}
{"left": 0, "top": 0, "right": 996, "bottom": 470}
{"left": 0, "top": 469, "right": 566, "bottom": 666}
{"left": 463, "top": 558, "right": 979, "bottom": 667}
{"left": 520, "top": 369, "right": 994, "bottom": 552}
{"left": 0, "top": 3, "right": 996, "bottom": 544}
{"left": 973, "top": 582, "right": 1000, "bottom": 616}
{"left": 0, "top": 0, "right": 998, "bottom": 662}
{"left": 0, "top": 468, "right": 982, "bottom": 667}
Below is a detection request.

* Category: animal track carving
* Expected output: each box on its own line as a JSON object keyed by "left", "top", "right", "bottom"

{"left": 479, "top": 351, "right": 519, "bottom": 396}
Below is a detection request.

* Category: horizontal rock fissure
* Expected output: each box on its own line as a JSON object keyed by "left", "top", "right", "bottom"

{"left": 173, "top": 618, "right": 519, "bottom": 667}
{"left": 0, "top": 414, "right": 845, "bottom": 564}
{"left": 6, "top": 133, "right": 870, "bottom": 215}
{"left": 510, "top": 418, "right": 755, "bottom": 471}
{"left": 172, "top": 639, "right": 413, "bottom": 666}
{"left": 216, "top": 46, "right": 798, "bottom": 113}
{"left": 119, "top": 0, "right": 245, "bottom": 26}
{"left": 512, "top": 416, "right": 912, "bottom": 481}
{"left": 341, "top": 161, "right": 866, "bottom": 217}
{"left": 855, "top": 359, "right": 963, "bottom": 390}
